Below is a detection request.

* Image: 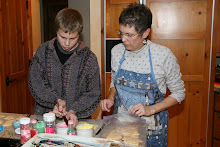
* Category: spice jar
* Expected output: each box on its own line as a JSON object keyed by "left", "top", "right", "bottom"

{"left": 43, "top": 113, "right": 56, "bottom": 134}
{"left": 30, "top": 119, "right": 38, "bottom": 137}
{"left": 20, "top": 117, "right": 31, "bottom": 144}
{"left": 67, "top": 120, "right": 75, "bottom": 135}
{"left": 36, "top": 121, "right": 45, "bottom": 133}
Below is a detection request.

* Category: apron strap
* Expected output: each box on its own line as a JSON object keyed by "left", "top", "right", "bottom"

{"left": 148, "top": 48, "right": 163, "bottom": 97}
{"left": 114, "top": 49, "right": 126, "bottom": 81}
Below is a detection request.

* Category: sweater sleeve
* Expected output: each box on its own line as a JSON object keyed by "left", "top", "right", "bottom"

{"left": 68, "top": 52, "right": 101, "bottom": 118}
{"left": 164, "top": 50, "right": 185, "bottom": 103}
{"left": 28, "top": 45, "right": 59, "bottom": 109}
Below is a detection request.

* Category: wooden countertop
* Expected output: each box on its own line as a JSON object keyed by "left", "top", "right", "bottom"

{"left": 0, "top": 112, "right": 103, "bottom": 139}
{"left": 0, "top": 112, "right": 27, "bottom": 139}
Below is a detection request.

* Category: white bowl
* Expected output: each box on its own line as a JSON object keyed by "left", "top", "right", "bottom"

{"left": 56, "top": 122, "right": 68, "bottom": 135}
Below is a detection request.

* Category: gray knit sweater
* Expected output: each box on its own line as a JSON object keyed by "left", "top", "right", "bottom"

{"left": 28, "top": 38, "right": 101, "bottom": 118}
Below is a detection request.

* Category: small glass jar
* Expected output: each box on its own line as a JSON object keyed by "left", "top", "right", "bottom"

{"left": 30, "top": 119, "right": 38, "bottom": 137}
{"left": 43, "top": 113, "right": 56, "bottom": 134}
{"left": 67, "top": 120, "right": 75, "bottom": 135}
{"left": 36, "top": 121, "right": 45, "bottom": 133}
{"left": 20, "top": 117, "right": 31, "bottom": 144}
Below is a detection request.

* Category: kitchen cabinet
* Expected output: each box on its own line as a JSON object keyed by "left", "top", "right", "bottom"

{"left": 212, "top": 92, "right": 220, "bottom": 146}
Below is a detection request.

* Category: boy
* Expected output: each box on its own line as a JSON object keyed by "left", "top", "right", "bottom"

{"left": 29, "top": 8, "right": 101, "bottom": 125}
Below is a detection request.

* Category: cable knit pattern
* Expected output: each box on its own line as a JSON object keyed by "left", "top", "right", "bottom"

{"left": 29, "top": 38, "right": 101, "bottom": 118}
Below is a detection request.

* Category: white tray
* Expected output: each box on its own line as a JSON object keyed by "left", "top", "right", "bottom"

{"left": 21, "top": 133, "right": 114, "bottom": 147}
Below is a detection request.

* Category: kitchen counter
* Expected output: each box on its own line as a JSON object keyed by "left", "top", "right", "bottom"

{"left": 0, "top": 112, "right": 147, "bottom": 146}
{"left": 0, "top": 112, "right": 27, "bottom": 139}
{"left": 0, "top": 112, "right": 103, "bottom": 139}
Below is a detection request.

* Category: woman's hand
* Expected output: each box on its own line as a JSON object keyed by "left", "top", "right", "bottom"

{"left": 66, "top": 110, "right": 78, "bottom": 127}
{"left": 129, "top": 103, "right": 155, "bottom": 117}
{"left": 53, "top": 99, "right": 67, "bottom": 118}
{"left": 100, "top": 98, "right": 114, "bottom": 112}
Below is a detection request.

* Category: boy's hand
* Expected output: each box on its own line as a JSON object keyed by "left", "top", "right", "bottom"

{"left": 53, "top": 99, "right": 67, "bottom": 118}
{"left": 66, "top": 110, "right": 78, "bottom": 127}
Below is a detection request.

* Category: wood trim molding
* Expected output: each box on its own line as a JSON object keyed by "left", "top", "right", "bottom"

{"left": 149, "top": 0, "right": 206, "bottom": 3}
{"left": 182, "top": 75, "right": 204, "bottom": 82}
{"left": 90, "top": 0, "right": 104, "bottom": 119}
{"left": 150, "top": 32, "right": 205, "bottom": 40}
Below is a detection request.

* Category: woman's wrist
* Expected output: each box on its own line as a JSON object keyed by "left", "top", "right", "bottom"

{"left": 108, "top": 96, "right": 115, "bottom": 101}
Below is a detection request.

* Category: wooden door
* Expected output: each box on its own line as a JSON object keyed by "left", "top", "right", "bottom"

{"left": 0, "top": 0, "right": 33, "bottom": 114}
{"left": 147, "top": 0, "right": 212, "bottom": 146}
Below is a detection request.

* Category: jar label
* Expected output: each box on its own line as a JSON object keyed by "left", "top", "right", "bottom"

{"left": 67, "top": 132, "right": 75, "bottom": 135}
{"left": 46, "top": 127, "right": 54, "bottom": 133}
{"left": 20, "top": 129, "right": 31, "bottom": 138}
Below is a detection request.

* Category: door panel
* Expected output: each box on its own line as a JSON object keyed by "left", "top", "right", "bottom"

{"left": 1, "top": 0, "right": 32, "bottom": 114}
{"left": 151, "top": 40, "right": 205, "bottom": 76}
{"left": 106, "top": 0, "right": 139, "bottom": 38}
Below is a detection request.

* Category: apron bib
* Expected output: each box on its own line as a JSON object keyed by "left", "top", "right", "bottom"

{"left": 113, "top": 47, "right": 168, "bottom": 147}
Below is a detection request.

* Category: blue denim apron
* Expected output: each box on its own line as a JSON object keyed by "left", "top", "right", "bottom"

{"left": 113, "top": 47, "right": 168, "bottom": 147}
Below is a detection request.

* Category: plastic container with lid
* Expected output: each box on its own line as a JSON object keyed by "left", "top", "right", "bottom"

{"left": 43, "top": 113, "right": 56, "bottom": 134}
{"left": 20, "top": 117, "right": 31, "bottom": 144}
{"left": 56, "top": 122, "right": 68, "bottom": 135}
{"left": 36, "top": 121, "right": 45, "bottom": 133}
{"left": 67, "top": 120, "right": 75, "bottom": 135}
{"left": 76, "top": 124, "right": 94, "bottom": 137}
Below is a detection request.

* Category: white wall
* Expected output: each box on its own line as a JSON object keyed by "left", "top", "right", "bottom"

{"left": 68, "top": 0, "right": 90, "bottom": 48}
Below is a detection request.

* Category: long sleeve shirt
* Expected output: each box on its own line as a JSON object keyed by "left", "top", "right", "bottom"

{"left": 110, "top": 40, "right": 185, "bottom": 103}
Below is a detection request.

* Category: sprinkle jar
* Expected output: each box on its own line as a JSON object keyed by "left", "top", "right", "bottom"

{"left": 20, "top": 117, "right": 31, "bottom": 144}
{"left": 43, "top": 113, "right": 56, "bottom": 134}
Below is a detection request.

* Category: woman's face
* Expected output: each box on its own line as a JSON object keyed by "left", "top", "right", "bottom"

{"left": 119, "top": 24, "right": 149, "bottom": 51}
{"left": 57, "top": 29, "right": 79, "bottom": 51}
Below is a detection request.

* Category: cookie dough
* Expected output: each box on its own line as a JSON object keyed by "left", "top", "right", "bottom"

{"left": 122, "top": 136, "right": 143, "bottom": 146}
{"left": 106, "top": 130, "right": 123, "bottom": 141}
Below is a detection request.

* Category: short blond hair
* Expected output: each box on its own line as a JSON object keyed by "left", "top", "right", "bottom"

{"left": 55, "top": 8, "right": 83, "bottom": 33}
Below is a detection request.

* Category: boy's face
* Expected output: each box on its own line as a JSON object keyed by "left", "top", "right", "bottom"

{"left": 57, "top": 29, "right": 79, "bottom": 51}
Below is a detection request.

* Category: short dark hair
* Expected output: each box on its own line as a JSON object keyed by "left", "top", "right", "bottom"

{"left": 55, "top": 8, "right": 83, "bottom": 33}
{"left": 119, "top": 3, "right": 152, "bottom": 35}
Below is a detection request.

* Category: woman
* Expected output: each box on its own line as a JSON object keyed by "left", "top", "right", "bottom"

{"left": 100, "top": 3, "right": 185, "bottom": 147}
